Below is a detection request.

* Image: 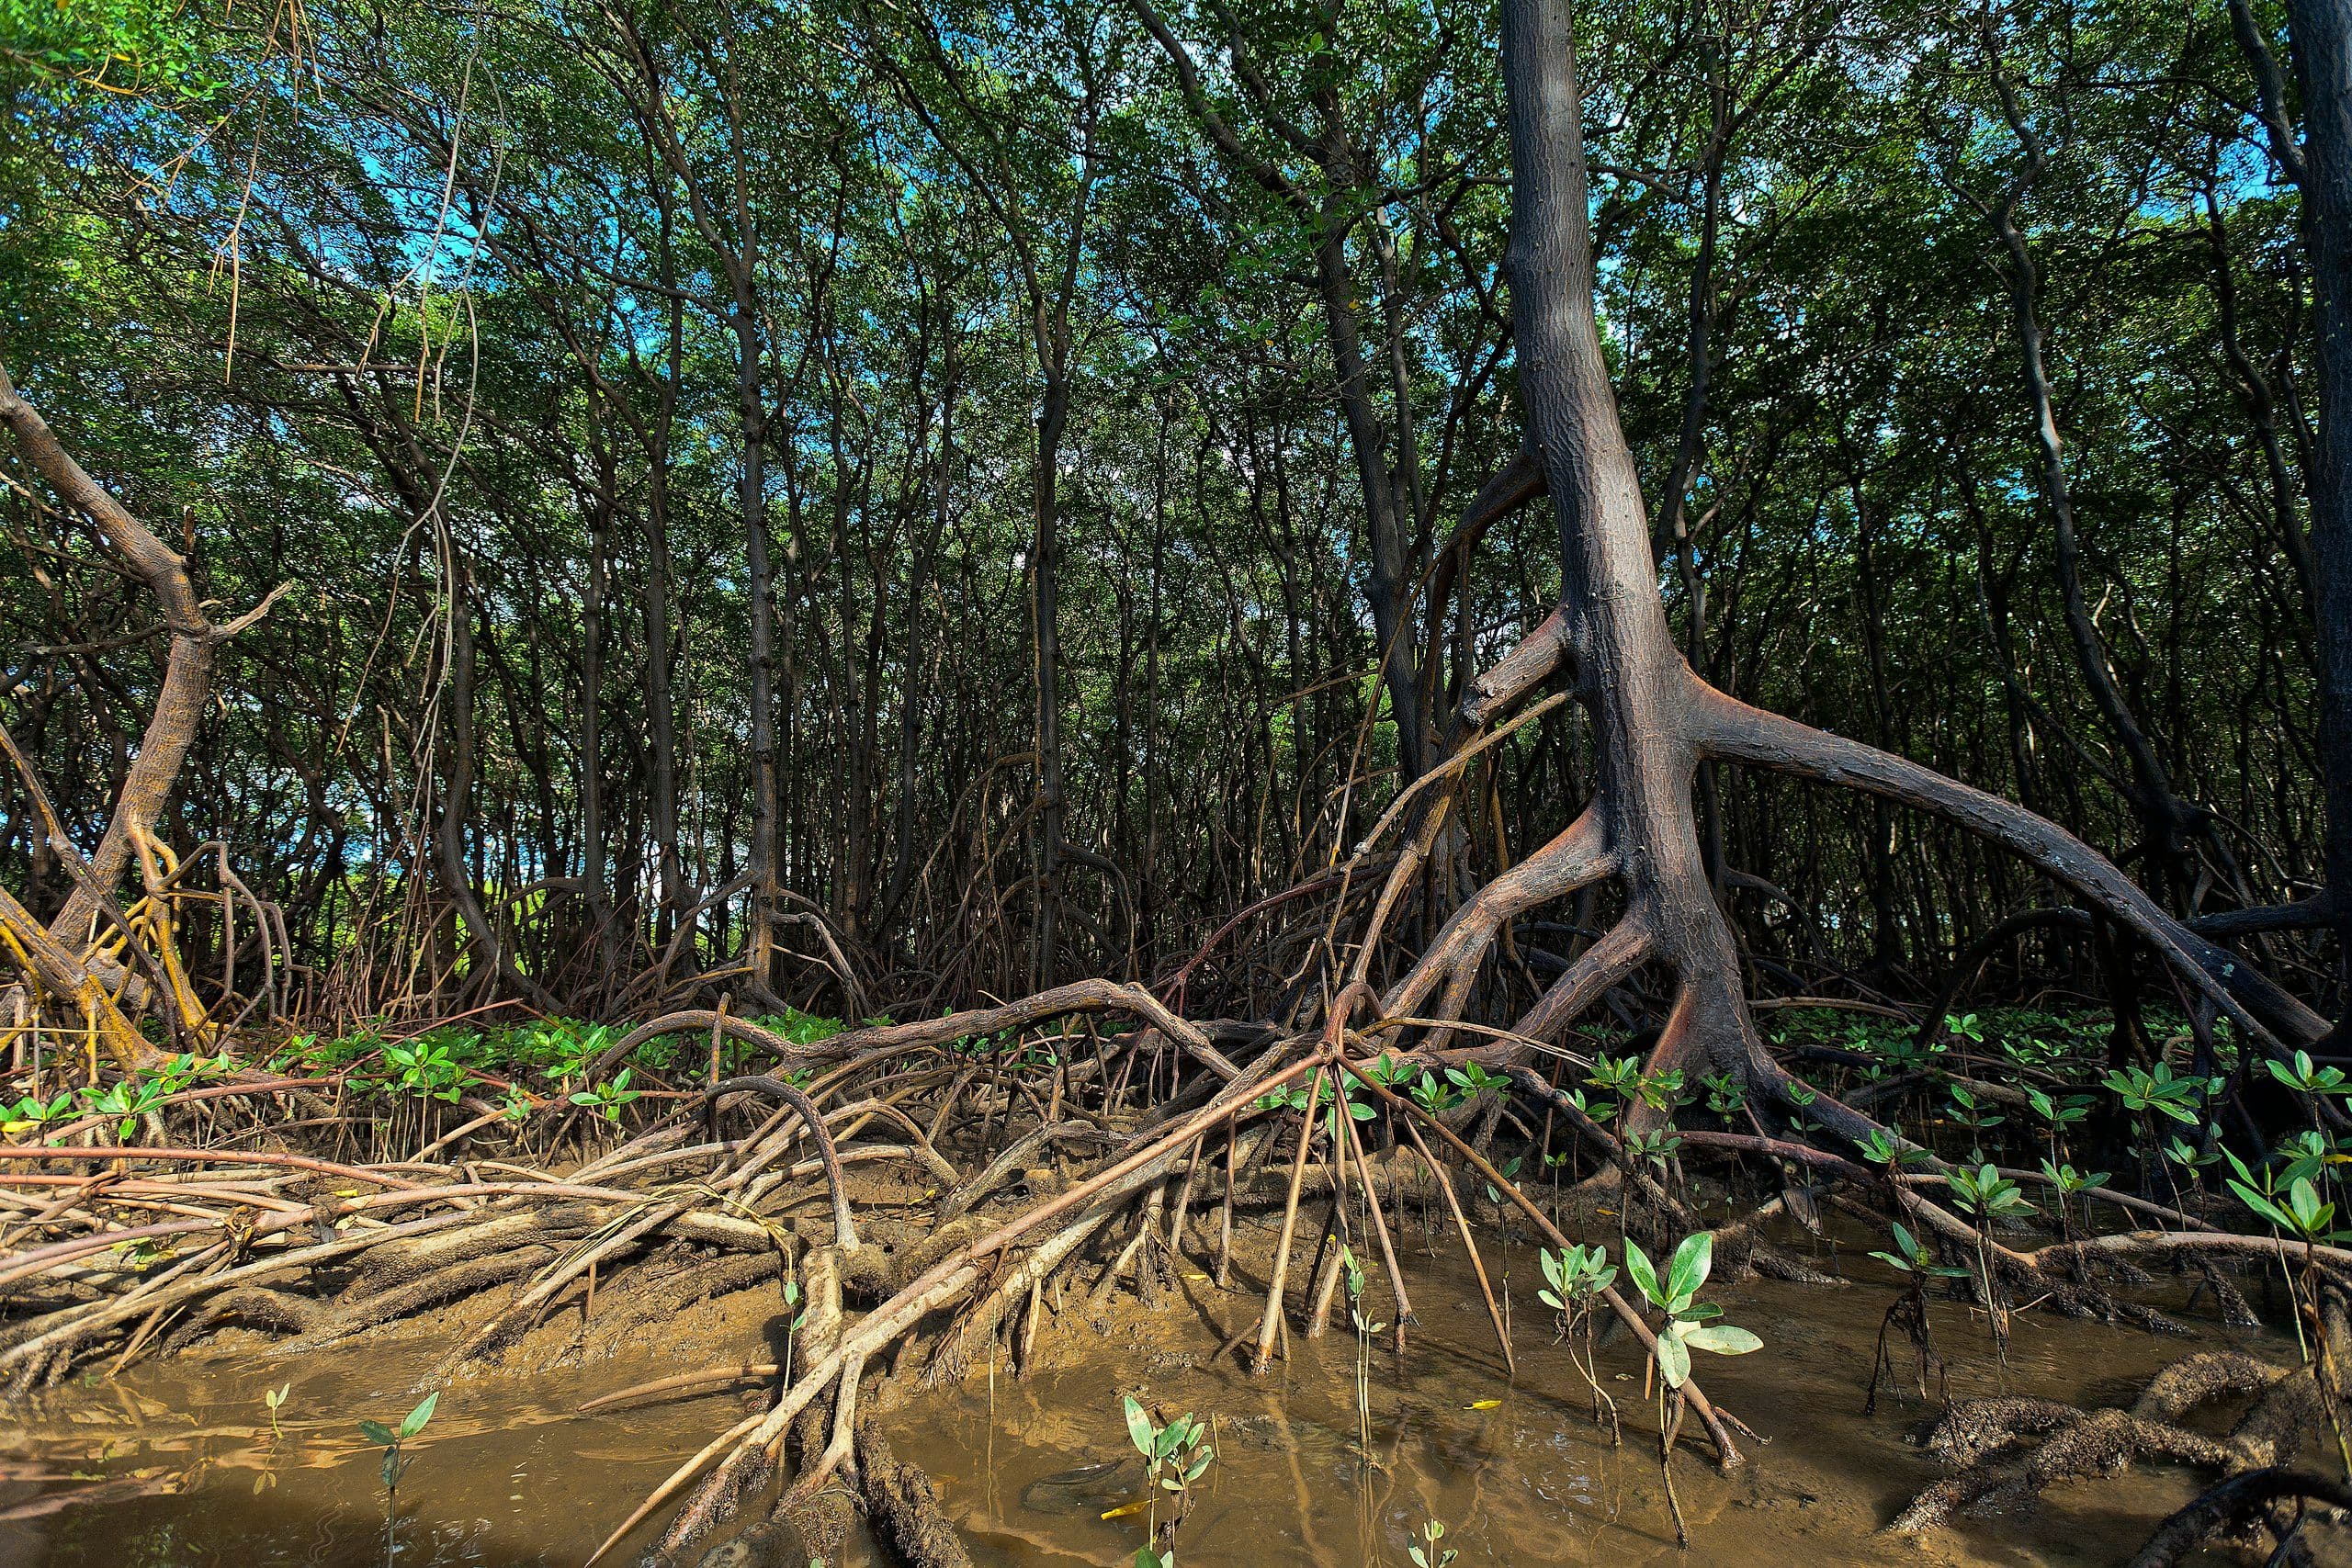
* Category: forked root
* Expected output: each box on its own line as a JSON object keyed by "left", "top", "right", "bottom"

{"left": 2126, "top": 1467, "right": 2352, "bottom": 1568}
{"left": 1894, "top": 1351, "right": 2329, "bottom": 1538}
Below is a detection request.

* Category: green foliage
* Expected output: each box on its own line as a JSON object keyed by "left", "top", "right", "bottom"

{"left": 2274, "top": 1130, "right": 2345, "bottom": 1189}
{"left": 2267, "top": 1050, "right": 2352, "bottom": 1099}
{"left": 1623, "top": 1234, "right": 1762, "bottom": 1389}
{"left": 0, "top": 0, "right": 245, "bottom": 105}
{"left": 1409, "top": 1068, "right": 1464, "bottom": 1116}
{"left": 2025, "top": 1087, "right": 2094, "bottom": 1132}
{"left": 1944, "top": 1164, "right": 2033, "bottom": 1221}
{"left": 568, "top": 1066, "right": 642, "bottom": 1122}
{"left": 1119, "top": 1395, "right": 1214, "bottom": 1568}
{"left": 1856, "top": 1128, "right": 1930, "bottom": 1168}
{"left": 2227, "top": 1163, "right": 2346, "bottom": 1244}
{"left": 2101, "top": 1062, "right": 2210, "bottom": 1125}
{"left": 1623, "top": 1129, "right": 1681, "bottom": 1172}
{"left": 1536, "top": 1242, "right": 1617, "bottom": 1314}
{"left": 1444, "top": 1061, "right": 1508, "bottom": 1100}
{"left": 382, "top": 1038, "right": 466, "bottom": 1103}
{"left": 1701, "top": 1070, "right": 1746, "bottom": 1118}
{"left": 3, "top": 1089, "right": 81, "bottom": 1135}
{"left": 1869, "top": 1222, "right": 1968, "bottom": 1280}
{"left": 2037, "top": 1158, "right": 2109, "bottom": 1198}
{"left": 361, "top": 1387, "right": 437, "bottom": 1566}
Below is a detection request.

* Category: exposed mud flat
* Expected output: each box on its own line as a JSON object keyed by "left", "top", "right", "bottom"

{"left": 0, "top": 1217, "right": 2332, "bottom": 1568}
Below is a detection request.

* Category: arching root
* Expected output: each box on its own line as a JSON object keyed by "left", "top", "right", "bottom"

{"left": 1893, "top": 1350, "right": 2328, "bottom": 1537}
{"left": 2127, "top": 1467, "right": 2352, "bottom": 1568}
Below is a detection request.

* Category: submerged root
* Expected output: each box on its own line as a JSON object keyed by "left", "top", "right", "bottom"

{"left": 853, "top": 1414, "right": 975, "bottom": 1568}
{"left": 1894, "top": 1406, "right": 2238, "bottom": 1531}
{"left": 1894, "top": 1350, "right": 2331, "bottom": 1540}
{"left": 2127, "top": 1467, "right": 2352, "bottom": 1568}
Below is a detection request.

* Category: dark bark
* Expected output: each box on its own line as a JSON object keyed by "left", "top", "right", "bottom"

{"left": 2283, "top": 0, "right": 2352, "bottom": 1034}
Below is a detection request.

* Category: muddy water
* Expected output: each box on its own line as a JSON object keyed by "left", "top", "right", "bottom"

{"left": 0, "top": 1223, "right": 2320, "bottom": 1568}
{"left": 897, "top": 1231, "right": 2311, "bottom": 1568}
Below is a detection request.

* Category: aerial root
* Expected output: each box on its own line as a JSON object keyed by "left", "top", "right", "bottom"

{"left": 155, "top": 1284, "right": 324, "bottom": 1351}
{"left": 923, "top": 1207, "right": 1114, "bottom": 1385}
{"left": 571, "top": 1250, "right": 784, "bottom": 1358}
{"left": 295, "top": 1247, "right": 562, "bottom": 1352}
{"left": 1378, "top": 807, "right": 1614, "bottom": 1037}
{"left": 2129, "top": 1351, "right": 2278, "bottom": 1425}
{"left": 775, "top": 1246, "right": 859, "bottom": 1565}
{"left": 642, "top": 1247, "right": 847, "bottom": 1568}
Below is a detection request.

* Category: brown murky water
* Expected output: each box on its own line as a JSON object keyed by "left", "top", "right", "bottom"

{"left": 0, "top": 1221, "right": 2324, "bottom": 1568}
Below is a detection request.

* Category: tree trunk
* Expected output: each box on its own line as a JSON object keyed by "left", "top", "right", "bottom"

{"left": 437, "top": 584, "right": 557, "bottom": 1011}
{"left": 2286, "top": 0, "right": 2352, "bottom": 1038}
{"left": 1030, "top": 366, "right": 1069, "bottom": 992}
{"left": 641, "top": 187, "right": 689, "bottom": 946}
{"left": 1497, "top": 0, "right": 1770, "bottom": 1107}
{"left": 1373, "top": 0, "right": 2326, "bottom": 1136}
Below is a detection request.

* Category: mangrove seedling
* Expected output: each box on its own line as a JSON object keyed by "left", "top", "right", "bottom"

{"left": 264, "top": 1381, "right": 290, "bottom": 1439}
{"left": 1856, "top": 1128, "right": 1931, "bottom": 1171}
{"left": 2025, "top": 1086, "right": 2095, "bottom": 1163}
{"left": 1408, "top": 1517, "right": 1458, "bottom": 1568}
{"left": 2224, "top": 1161, "right": 2352, "bottom": 1471}
{"left": 568, "top": 1066, "right": 642, "bottom": 1122}
{"left": 780, "top": 1275, "right": 810, "bottom": 1377}
{"left": 1623, "top": 1234, "right": 1762, "bottom": 1545}
{"left": 1944, "top": 1164, "right": 2033, "bottom": 1353}
{"left": 360, "top": 1390, "right": 437, "bottom": 1568}
{"left": 2267, "top": 1048, "right": 2352, "bottom": 1103}
{"left": 1538, "top": 1242, "right": 1620, "bottom": 1438}
{"left": 1944, "top": 1084, "right": 2004, "bottom": 1162}
{"left": 1862, "top": 1224, "right": 1966, "bottom": 1413}
{"left": 1702, "top": 1070, "right": 1746, "bottom": 1120}
{"left": 1341, "top": 1245, "right": 1384, "bottom": 1453}
{"left": 2036, "top": 1158, "right": 2109, "bottom": 1236}
{"left": 1120, "top": 1394, "right": 1214, "bottom": 1568}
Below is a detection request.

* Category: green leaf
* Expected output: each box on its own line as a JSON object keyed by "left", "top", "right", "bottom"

{"left": 2288, "top": 1178, "right": 2334, "bottom": 1236}
{"left": 1654, "top": 1325, "right": 1690, "bottom": 1388}
{"left": 1123, "top": 1394, "right": 1155, "bottom": 1459}
{"left": 2229, "top": 1179, "right": 2296, "bottom": 1233}
{"left": 1665, "top": 1233, "right": 1712, "bottom": 1303}
{"left": 400, "top": 1391, "right": 437, "bottom": 1438}
{"left": 1623, "top": 1240, "right": 1660, "bottom": 1305}
{"left": 359, "top": 1419, "right": 396, "bottom": 1447}
{"left": 1682, "top": 1324, "right": 1762, "bottom": 1356}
